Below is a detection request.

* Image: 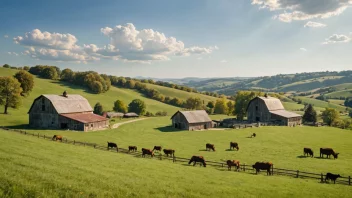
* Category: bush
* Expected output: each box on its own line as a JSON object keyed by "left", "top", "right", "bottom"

{"left": 145, "top": 111, "right": 154, "bottom": 117}
{"left": 155, "top": 111, "right": 167, "bottom": 116}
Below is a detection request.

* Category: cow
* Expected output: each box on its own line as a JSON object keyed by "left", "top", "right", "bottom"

{"left": 251, "top": 133, "right": 256, "bottom": 138}
{"left": 163, "top": 149, "right": 175, "bottom": 157}
{"left": 226, "top": 160, "right": 240, "bottom": 171}
{"left": 325, "top": 173, "right": 341, "bottom": 184}
{"left": 320, "top": 148, "right": 339, "bottom": 159}
{"left": 142, "top": 148, "right": 154, "bottom": 158}
{"left": 52, "top": 135, "right": 63, "bottom": 141}
{"left": 252, "top": 162, "right": 273, "bottom": 175}
{"left": 230, "top": 142, "right": 239, "bottom": 151}
{"left": 206, "top": 143, "right": 215, "bottom": 151}
{"left": 152, "top": 146, "right": 162, "bottom": 152}
{"left": 188, "top": 156, "right": 206, "bottom": 167}
{"left": 107, "top": 142, "right": 118, "bottom": 151}
{"left": 303, "top": 148, "right": 314, "bottom": 157}
{"left": 128, "top": 146, "right": 137, "bottom": 152}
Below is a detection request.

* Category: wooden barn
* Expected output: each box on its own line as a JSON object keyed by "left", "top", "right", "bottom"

{"left": 171, "top": 110, "right": 213, "bottom": 131}
{"left": 28, "top": 92, "right": 108, "bottom": 131}
{"left": 247, "top": 96, "right": 302, "bottom": 126}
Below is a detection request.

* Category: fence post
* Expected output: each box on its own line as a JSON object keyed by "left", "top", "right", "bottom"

{"left": 44, "top": 135, "right": 45, "bottom": 139}
{"left": 84, "top": 142, "right": 86, "bottom": 146}
{"left": 160, "top": 154, "right": 162, "bottom": 160}
{"left": 243, "top": 163, "right": 246, "bottom": 172}
{"left": 38, "top": 133, "right": 39, "bottom": 138}
{"left": 349, "top": 176, "right": 351, "bottom": 185}
{"left": 173, "top": 156, "right": 175, "bottom": 163}
{"left": 222, "top": 163, "right": 223, "bottom": 168}
{"left": 73, "top": 140, "right": 75, "bottom": 145}
{"left": 24, "top": 131, "right": 26, "bottom": 135}
{"left": 296, "top": 170, "right": 299, "bottom": 178}
{"left": 271, "top": 165, "right": 274, "bottom": 176}
{"left": 94, "top": 144, "right": 96, "bottom": 149}
{"left": 321, "top": 173, "right": 324, "bottom": 183}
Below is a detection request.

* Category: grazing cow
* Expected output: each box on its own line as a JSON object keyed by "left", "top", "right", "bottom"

{"left": 320, "top": 148, "right": 339, "bottom": 159}
{"left": 206, "top": 143, "right": 216, "bottom": 151}
{"left": 142, "top": 148, "right": 154, "bottom": 157}
{"left": 107, "top": 142, "right": 118, "bottom": 151}
{"left": 252, "top": 162, "right": 273, "bottom": 175}
{"left": 303, "top": 148, "right": 314, "bottom": 157}
{"left": 230, "top": 142, "right": 239, "bottom": 151}
{"left": 251, "top": 133, "right": 256, "bottom": 138}
{"left": 163, "top": 149, "right": 175, "bottom": 157}
{"left": 325, "top": 173, "right": 341, "bottom": 184}
{"left": 188, "top": 156, "right": 206, "bottom": 167}
{"left": 128, "top": 146, "right": 137, "bottom": 152}
{"left": 153, "top": 146, "right": 162, "bottom": 152}
{"left": 226, "top": 160, "right": 240, "bottom": 171}
{"left": 52, "top": 135, "right": 63, "bottom": 141}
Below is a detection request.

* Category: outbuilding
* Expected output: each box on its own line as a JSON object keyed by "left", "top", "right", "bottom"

{"left": 171, "top": 110, "right": 213, "bottom": 131}
{"left": 28, "top": 92, "right": 108, "bottom": 131}
{"left": 246, "top": 96, "right": 302, "bottom": 126}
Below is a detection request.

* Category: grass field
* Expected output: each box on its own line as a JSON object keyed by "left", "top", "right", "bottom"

{"left": 0, "top": 68, "right": 179, "bottom": 126}
{"left": 328, "top": 99, "right": 345, "bottom": 106}
{"left": 332, "top": 83, "right": 352, "bottom": 90}
{"left": 294, "top": 96, "right": 349, "bottom": 112}
{"left": 325, "top": 89, "right": 352, "bottom": 98}
{"left": 144, "top": 83, "right": 221, "bottom": 103}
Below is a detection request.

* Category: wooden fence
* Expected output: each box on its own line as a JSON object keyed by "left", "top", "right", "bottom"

{"left": 1, "top": 127, "right": 351, "bottom": 186}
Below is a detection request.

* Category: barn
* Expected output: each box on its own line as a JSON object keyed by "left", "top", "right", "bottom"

{"left": 246, "top": 96, "right": 302, "bottom": 126}
{"left": 28, "top": 92, "right": 108, "bottom": 131}
{"left": 171, "top": 110, "right": 213, "bottom": 131}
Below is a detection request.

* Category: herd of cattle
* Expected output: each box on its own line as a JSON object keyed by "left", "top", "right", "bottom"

{"left": 53, "top": 133, "right": 343, "bottom": 184}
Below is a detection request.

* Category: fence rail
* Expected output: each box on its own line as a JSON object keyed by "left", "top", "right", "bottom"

{"left": 1, "top": 127, "right": 351, "bottom": 186}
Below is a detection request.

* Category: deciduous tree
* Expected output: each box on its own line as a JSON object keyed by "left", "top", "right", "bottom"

{"left": 321, "top": 108, "right": 340, "bottom": 126}
{"left": 0, "top": 76, "right": 22, "bottom": 114}
{"left": 214, "top": 97, "right": 228, "bottom": 114}
{"left": 93, "top": 102, "right": 103, "bottom": 115}
{"left": 128, "top": 99, "right": 146, "bottom": 115}
{"left": 113, "top": 100, "right": 128, "bottom": 113}
{"left": 14, "top": 70, "right": 34, "bottom": 97}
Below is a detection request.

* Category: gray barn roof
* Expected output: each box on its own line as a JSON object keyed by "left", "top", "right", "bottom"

{"left": 270, "top": 110, "right": 302, "bottom": 118}
{"left": 29, "top": 94, "right": 93, "bottom": 114}
{"left": 258, "top": 96, "right": 285, "bottom": 111}
{"left": 171, "top": 110, "right": 212, "bottom": 124}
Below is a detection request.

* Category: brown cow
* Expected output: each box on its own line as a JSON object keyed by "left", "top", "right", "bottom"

{"left": 142, "top": 148, "right": 154, "bottom": 158}
{"left": 128, "top": 146, "right": 137, "bottom": 152}
{"left": 252, "top": 162, "right": 273, "bottom": 175}
{"left": 325, "top": 173, "right": 341, "bottom": 184}
{"left": 52, "top": 135, "right": 63, "bottom": 141}
{"left": 303, "top": 148, "right": 314, "bottom": 157}
{"left": 227, "top": 160, "right": 240, "bottom": 171}
{"left": 320, "top": 148, "right": 339, "bottom": 159}
{"left": 230, "top": 142, "right": 239, "bottom": 150}
{"left": 163, "top": 149, "right": 175, "bottom": 157}
{"left": 153, "top": 146, "right": 162, "bottom": 152}
{"left": 206, "top": 143, "right": 215, "bottom": 151}
{"left": 188, "top": 156, "right": 206, "bottom": 167}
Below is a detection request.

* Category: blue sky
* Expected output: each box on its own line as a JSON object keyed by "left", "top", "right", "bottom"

{"left": 1, "top": 0, "right": 352, "bottom": 78}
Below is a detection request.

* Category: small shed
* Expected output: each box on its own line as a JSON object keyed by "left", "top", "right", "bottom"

{"left": 170, "top": 110, "right": 213, "bottom": 131}
{"left": 106, "top": 112, "right": 125, "bottom": 118}
{"left": 246, "top": 96, "right": 302, "bottom": 126}
{"left": 124, "top": 112, "right": 139, "bottom": 118}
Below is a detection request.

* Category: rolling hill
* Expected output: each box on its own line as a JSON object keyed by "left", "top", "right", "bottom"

{"left": 0, "top": 67, "right": 179, "bottom": 127}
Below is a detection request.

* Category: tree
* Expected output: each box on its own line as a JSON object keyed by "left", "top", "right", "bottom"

{"left": 321, "top": 108, "right": 340, "bottom": 126}
{"left": 42, "top": 67, "right": 59, "bottom": 79}
{"left": 344, "top": 98, "right": 352, "bottom": 108}
{"left": 93, "top": 102, "right": 103, "bottom": 115}
{"left": 302, "top": 104, "right": 317, "bottom": 123}
{"left": 60, "top": 68, "right": 75, "bottom": 82}
{"left": 128, "top": 99, "right": 146, "bottom": 115}
{"left": 227, "top": 100, "right": 235, "bottom": 115}
{"left": 214, "top": 97, "right": 228, "bottom": 114}
{"left": 349, "top": 110, "right": 352, "bottom": 118}
{"left": 126, "top": 80, "right": 136, "bottom": 89}
{"left": 118, "top": 77, "right": 127, "bottom": 87}
{"left": 23, "top": 66, "right": 30, "bottom": 71}
{"left": 184, "top": 97, "right": 203, "bottom": 110}
{"left": 91, "top": 81, "right": 104, "bottom": 94}
{"left": 0, "top": 76, "right": 22, "bottom": 114}
{"left": 3, "top": 64, "right": 10, "bottom": 68}
{"left": 14, "top": 70, "right": 34, "bottom": 96}
{"left": 113, "top": 100, "right": 127, "bottom": 113}
{"left": 233, "top": 91, "right": 259, "bottom": 120}
{"left": 207, "top": 101, "right": 215, "bottom": 109}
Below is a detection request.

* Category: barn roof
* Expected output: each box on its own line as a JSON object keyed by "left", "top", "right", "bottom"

{"left": 171, "top": 110, "right": 212, "bottom": 124}
{"left": 60, "top": 113, "right": 108, "bottom": 124}
{"left": 124, "top": 112, "right": 139, "bottom": 117}
{"left": 269, "top": 110, "right": 302, "bottom": 118}
{"left": 29, "top": 94, "right": 93, "bottom": 114}
{"left": 258, "top": 96, "right": 285, "bottom": 111}
{"left": 106, "top": 112, "right": 124, "bottom": 118}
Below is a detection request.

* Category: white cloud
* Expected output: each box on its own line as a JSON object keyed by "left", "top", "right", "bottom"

{"left": 322, "top": 34, "right": 351, "bottom": 44}
{"left": 4, "top": 35, "right": 9, "bottom": 38}
{"left": 300, "top": 48, "right": 307, "bottom": 51}
{"left": 252, "top": 0, "right": 352, "bottom": 22}
{"left": 304, "top": 21, "right": 327, "bottom": 28}
{"left": 220, "top": 59, "right": 228, "bottom": 63}
{"left": 7, "top": 52, "right": 19, "bottom": 56}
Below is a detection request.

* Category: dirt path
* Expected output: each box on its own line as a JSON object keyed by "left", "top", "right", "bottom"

{"left": 111, "top": 118, "right": 150, "bottom": 129}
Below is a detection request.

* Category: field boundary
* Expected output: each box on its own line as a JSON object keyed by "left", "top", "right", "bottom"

{"left": 1, "top": 127, "right": 351, "bottom": 186}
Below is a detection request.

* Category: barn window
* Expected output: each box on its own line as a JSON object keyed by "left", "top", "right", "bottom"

{"left": 255, "top": 105, "right": 258, "bottom": 111}
{"left": 91, "top": 124, "right": 93, "bottom": 127}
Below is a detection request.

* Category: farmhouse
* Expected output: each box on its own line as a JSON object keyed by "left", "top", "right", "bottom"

{"left": 171, "top": 110, "right": 213, "bottom": 131}
{"left": 28, "top": 92, "right": 108, "bottom": 131}
{"left": 247, "top": 96, "right": 302, "bottom": 126}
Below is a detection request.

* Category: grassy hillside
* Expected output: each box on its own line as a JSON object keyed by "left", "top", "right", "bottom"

{"left": 294, "top": 96, "right": 349, "bottom": 112}
{"left": 144, "top": 83, "right": 221, "bottom": 103}
{"left": 325, "top": 89, "right": 352, "bottom": 98}
{"left": 0, "top": 68, "right": 179, "bottom": 126}
{"left": 1, "top": 129, "right": 352, "bottom": 197}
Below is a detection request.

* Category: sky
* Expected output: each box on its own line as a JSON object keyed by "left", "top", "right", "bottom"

{"left": 1, "top": 0, "right": 352, "bottom": 78}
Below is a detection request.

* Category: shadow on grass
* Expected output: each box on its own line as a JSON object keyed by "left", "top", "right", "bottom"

{"left": 297, "top": 155, "right": 309, "bottom": 158}
{"left": 314, "top": 156, "right": 331, "bottom": 160}
{"left": 51, "top": 81, "right": 95, "bottom": 94}
{"left": 155, "top": 126, "right": 185, "bottom": 133}
{"left": 225, "top": 149, "right": 237, "bottom": 151}
{"left": 198, "top": 149, "right": 209, "bottom": 151}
